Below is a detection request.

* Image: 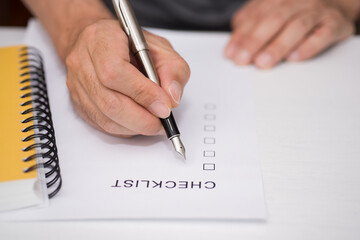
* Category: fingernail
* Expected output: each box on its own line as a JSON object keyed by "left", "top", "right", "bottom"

{"left": 287, "top": 51, "right": 299, "bottom": 61}
{"left": 234, "top": 49, "right": 251, "bottom": 65}
{"left": 168, "top": 81, "right": 182, "bottom": 104}
{"left": 149, "top": 101, "right": 170, "bottom": 118}
{"left": 225, "top": 44, "right": 236, "bottom": 58}
{"left": 256, "top": 53, "right": 273, "bottom": 68}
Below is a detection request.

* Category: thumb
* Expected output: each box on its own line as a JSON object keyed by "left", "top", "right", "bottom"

{"left": 144, "top": 31, "right": 191, "bottom": 108}
{"left": 157, "top": 56, "right": 190, "bottom": 107}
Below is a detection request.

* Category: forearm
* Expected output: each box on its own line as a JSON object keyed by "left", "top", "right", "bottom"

{"left": 22, "top": 0, "right": 114, "bottom": 61}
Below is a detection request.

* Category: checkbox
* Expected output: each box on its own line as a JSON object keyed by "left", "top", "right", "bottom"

{"left": 204, "top": 114, "right": 216, "bottom": 120}
{"left": 204, "top": 104, "right": 216, "bottom": 110}
{"left": 204, "top": 137, "right": 216, "bottom": 144}
{"left": 204, "top": 125, "right": 216, "bottom": 132}
{"left": 203, "top": 163, "right": 215, "bottom": 171}
{"left": 203, "top": 150, "right": 215, "bottom": 157}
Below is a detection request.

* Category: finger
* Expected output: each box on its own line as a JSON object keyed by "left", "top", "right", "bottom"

{"left": 92, "top": 54, "right": 172, "bottom": 119}
{"left": 226, "top": 2, "right": 303, "bottom": 65}
{"left": 226, "top": 1, "right": 269, "bottom": 58}
{"left": 231, "top": 0, "right": 258, "bottom": 29}
{"left": 90, "top": 47, "right": 172, "bottom": 119}
{"left": 67, "top": 72, "right": 117, "bottom": 134}
{"left": 254, "top": 11, "right": 322, "bottom": 68}
{"left": 71, "top": 99, "right": 134, "bottom": 138}
{"left": 67, "top": 49, "right": 164, "bottom": 136}
{"left": 84, "top": 21, "right": 173, "bottom": 119}
{"left": 157, "top": 57, "right": 190, "bottom": 107}
{"left": 231, "top": 0, "right": 273, "bottom": 33}
{"left": 68, "top": 71, "right": 138, "bottom": 137}
{"left": 287, "top": 14, "right": 354, "bottom": 62}
{"left": 70, "top": 93, "right": 133, "bottom": 138}
{"left": 144, "top": 31, "right": 191, "bottom": 107}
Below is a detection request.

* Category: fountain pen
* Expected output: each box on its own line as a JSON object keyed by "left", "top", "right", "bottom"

{"left": 112, "top": 0, "right": 186, "bottom": 159}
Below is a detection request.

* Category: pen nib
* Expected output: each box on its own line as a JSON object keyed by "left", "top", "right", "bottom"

{"left": 170, "top": 136, "right": 186, "bottom": 160}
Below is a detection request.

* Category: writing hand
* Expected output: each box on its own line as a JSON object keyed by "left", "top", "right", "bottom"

{"left": 65, "top": 20, "right": 190, "bottom": 137}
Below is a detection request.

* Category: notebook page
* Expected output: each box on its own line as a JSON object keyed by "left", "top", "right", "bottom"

{"left": 0, "top": 19, "right": 266, "bottom": 220}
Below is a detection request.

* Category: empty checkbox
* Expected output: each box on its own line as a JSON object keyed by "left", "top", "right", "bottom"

{"left": 204, "top": 125, "right": 216, "bottom": 132}
{"left": 203, "top": 163, "right": 215, "bottom": 171}
{"left": 204, "top": 104, "right": 216, "bottom": 110}
{"left": 204, "top": 137, "right": 216, "bottom": 144}
{"left": 204, "top": 114, "right": 216, "bottom": 120}
{"left": 203, "top": 150, "right": 215, "bottom": 157}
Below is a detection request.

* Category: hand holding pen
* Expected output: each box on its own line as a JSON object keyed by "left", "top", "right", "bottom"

{"left": 52, "top": 1, "right": 189, "bottom": 147}
{"left": 112, "top": 0, "right": 187, "bottom": 158}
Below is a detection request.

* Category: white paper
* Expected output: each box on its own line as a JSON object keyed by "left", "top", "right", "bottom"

{"left": 0, "top": 20, "right": 266, "bottom": 220}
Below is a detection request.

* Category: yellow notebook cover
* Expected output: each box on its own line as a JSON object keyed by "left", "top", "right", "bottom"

{"left": 0, "top": 45, "right": 37, "bottom": 182}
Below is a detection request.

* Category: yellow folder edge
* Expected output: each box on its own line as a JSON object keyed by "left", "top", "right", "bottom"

{"left": 0, "top": 45, "right": 37, "bottom": 182}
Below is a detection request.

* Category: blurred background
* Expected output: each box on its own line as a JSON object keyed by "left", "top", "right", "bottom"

{"left": 0, "top": 1, "right": 31, "bottom": 27}
{"left": 0, "top": 0, "right": 359, "bottom": 33}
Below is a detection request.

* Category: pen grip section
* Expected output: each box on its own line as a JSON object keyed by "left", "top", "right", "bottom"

{"left": 161, "top": 112, "right": 180, "bottom": 139}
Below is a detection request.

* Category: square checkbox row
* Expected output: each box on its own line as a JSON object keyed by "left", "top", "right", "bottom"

{"left": 204, "top": 125, "right": 216, "bottom": 132}
{"left": 204, "top": 103, "right": 216, "bottom": 110}
{"left": 204, "top": 137, "right": 215, "bottom": 144}
{"left": 204, "top": 114, "right": 216, "bottom": 121}
{"left": 203, "top": 150, "right": 215, "bottom": 157}
{"left": 203, "top": 163, "right": 215, "bottom": 171}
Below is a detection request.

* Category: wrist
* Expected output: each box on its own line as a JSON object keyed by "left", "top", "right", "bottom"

{"left": 23, "top": 0, "right": 114, "bottom": 61}
{"left": 57, "top": 14, "right": 114, "bottom": 61}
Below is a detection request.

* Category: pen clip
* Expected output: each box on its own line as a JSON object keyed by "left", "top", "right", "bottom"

{"left": 112, "top": 0, "right": 148, "bottom": 53}
{"left": 112, "top": 0, "right": 130, "bottom": 36}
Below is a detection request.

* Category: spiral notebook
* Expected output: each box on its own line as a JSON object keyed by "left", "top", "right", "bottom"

{"left": 0, "top": 45, "right": 61, "bottom": 212}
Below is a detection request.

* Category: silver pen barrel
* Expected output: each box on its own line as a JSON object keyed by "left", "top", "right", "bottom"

{"left": 112, "top": 0, "right": 186, "bottom": 159}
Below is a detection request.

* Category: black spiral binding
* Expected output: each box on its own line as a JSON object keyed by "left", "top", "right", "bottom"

{"left": 18, "top": 46, "right": 62, "bottom": 199}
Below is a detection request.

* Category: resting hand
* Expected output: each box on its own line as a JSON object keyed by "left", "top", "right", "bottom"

{"left": 65, "top": 20, "right": 190, "bottom": 137}
{"left": 225, "top": 0, "right": 359, "bottom": 68}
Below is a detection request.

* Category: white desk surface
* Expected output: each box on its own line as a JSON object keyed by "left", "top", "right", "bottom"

{"left": 0, "top": 27, "right": 359, "bottom": 240}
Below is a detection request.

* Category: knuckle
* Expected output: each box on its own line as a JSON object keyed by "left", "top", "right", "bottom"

{"left": 156, "top": 36, "right": 172, "bottom": 47}
{"left": 82, "top": 23, "right": 99, "bottom": 39}
{"left": 101, "top": 94, "right": 121, "bottom": 116}
{"left": 65, "top": 51, "right": 77, "bottom": 69}
{"left": 99, "top": 64, "right": 119, "bottom": 88}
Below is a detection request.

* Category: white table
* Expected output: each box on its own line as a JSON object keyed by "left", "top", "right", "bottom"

{"left": 1, "top": 27, "right": 359, "bottom": 240}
